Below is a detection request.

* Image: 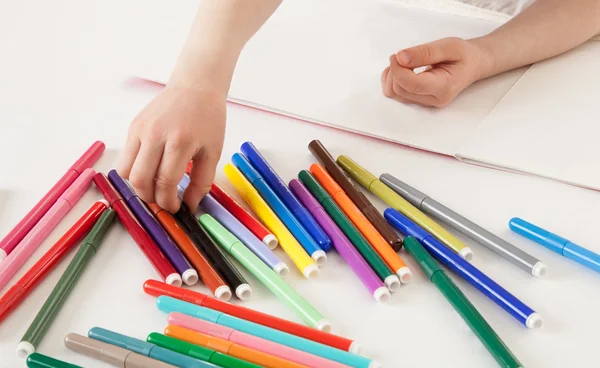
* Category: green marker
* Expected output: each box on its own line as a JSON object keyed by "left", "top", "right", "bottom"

{"left": 197, "top": 211, "right": 330, "bottom": 331}
{"left": 403, "top": 236, "right": 523, "bottom": 368}
{"left": 26, "top": 352, "right": 82, "bottom": 368}
{"left": 147, "top": 333, "right": 260, "bottom": 368}
{"left": 17, "top": 209, "right": 117, "bottom": 358}
{"left": 298, "top": 170, "right": 400, "bottom": 291}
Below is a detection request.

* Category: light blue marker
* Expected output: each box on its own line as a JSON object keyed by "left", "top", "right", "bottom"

{"left": 510, "top": 217, "right": 600, "bottom": 274}
{"left": 232, "top": 153, "right": 327, "bottom": 266}
{"left": 156, "top": 296, "right": 380, "bottom": 368}
{"left": 88, "top": 327, "right": 217, "bottom": 368}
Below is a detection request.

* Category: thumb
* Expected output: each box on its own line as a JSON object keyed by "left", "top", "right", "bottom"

{"left": 182, "top": 152, "right": 219, "bottom": 212}
{"left": 396, "top": 37, "right": 464, "bottom": 68}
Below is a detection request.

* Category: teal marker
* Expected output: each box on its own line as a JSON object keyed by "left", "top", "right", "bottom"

{"left": 197, "top": 211, "right": 329, "bottom": 331}
{"left": 88, "top": 327, "right": 218, "bottom": 368}
{"left": 156, "top": 296, "right": 380, "bottom": 368}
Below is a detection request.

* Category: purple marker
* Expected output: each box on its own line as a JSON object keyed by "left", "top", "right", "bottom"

{"left": 108, "top": 170, "right": 198, "bottom": 286}
{"left": 289, "top": 179, "right": 390, "bottom": 303}
{"left": 200, "top": 193, "right": 289, "bottom": 277}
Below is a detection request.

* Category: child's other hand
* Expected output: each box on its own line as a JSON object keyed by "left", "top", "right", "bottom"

{"left": 381, "top": 37, "right": 489, "bottom": 108}
{"left": 117, "top": 85, "right": 226, "bottom": 213}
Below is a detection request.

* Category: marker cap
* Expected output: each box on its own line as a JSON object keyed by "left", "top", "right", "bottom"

{"left": 156, "top": 296, "right": 222, "bottom": 323}
{"left": 379, "top": 174, "right": 428, "bottom": 207}
{"left": 336, "top": 155, "right": 378, "bottom": 190}
{"left": 92, "top": 173, "right": 123, "bottom": 206}
{"left": 232, "top": 153, "right": 262, "bottom": 185}
{"left": 402, "top": 237, "right": 441, "bottom": 280}
{"left": 143, "top": 279, "right": 208, "bottom": 305}
{"left": 108, "top": 170, "right": 137, "bottom": 202}
{"left": 61, "top": 169, "right": 95, "bottom": 207}
{"left": 509, "top": 218, "right": 568, "bottom": 254}
{"left": 384, "top": 209, "right": 430, "bottom": 241}
{"left": 88, "top": 327, "right": 154, "bottom": 356}
{"left": 179, "top": 174, "right": 191, "bottom": 191}
{"left": 70, "top": 141, "right": 105, "bottom": 174}
{"left": 298, "top": 170, "right": 330, "bottom": 204}
{"left": 16, "top": 341, "right": 34, "bottom": 358}
{"left": 310, "top": 164, "right": 343, "bottom": 194}
{"left": 65, "top": 333, "right": 129, "bottom": 366}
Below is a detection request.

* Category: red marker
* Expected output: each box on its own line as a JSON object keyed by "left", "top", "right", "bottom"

{"left": 0, "top": 141, "right": 105, "bottom": 261}
{"left": 143, "top": 280, "right": 358, "bottom": 353}
{"left": 209, "top": 183, "right": 278, "bottom": 250}
{"left": 0, "top": 200, "right": 108, "bottom": 323}
{"left": 93, "top": 173, "right": 181, "bottom": 286}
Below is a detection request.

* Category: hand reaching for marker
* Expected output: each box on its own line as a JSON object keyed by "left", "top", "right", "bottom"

{"left": 381, "top": 37, "right": 490, "bottom": 108}
{"left": 117, "top": 85, "right": 226, "bottom": 214}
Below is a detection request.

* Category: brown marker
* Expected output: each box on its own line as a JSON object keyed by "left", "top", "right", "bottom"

{"left": 308, "top": 140, "right": 403, "bottom": 251}
{"left": 64, "top": 333, "right": 177, "bottom": 368}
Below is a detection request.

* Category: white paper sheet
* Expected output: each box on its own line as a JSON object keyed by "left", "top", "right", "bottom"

{"left": 130, "top": 0, "right": 525, "bottom": 155}
{"left": 457, "top": 41, "right": 600, "bottom": 190}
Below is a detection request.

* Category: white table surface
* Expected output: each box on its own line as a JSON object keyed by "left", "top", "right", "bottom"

{"left": 1, "top": 1, "right": 599, "bottom": 367}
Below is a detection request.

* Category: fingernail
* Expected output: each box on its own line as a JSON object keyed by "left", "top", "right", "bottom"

{"left": 398, "top": 51, "right": 411, "bottom": 65}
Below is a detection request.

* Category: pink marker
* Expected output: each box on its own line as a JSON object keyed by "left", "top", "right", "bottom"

{"left": 167, "top": 312, "right": 350, "bottom": 368}
{"left": 0, "top": 141, "right": 104, "bottom": 261}
{"left": 0, "top": 169, "right": 95, "bottom": 291}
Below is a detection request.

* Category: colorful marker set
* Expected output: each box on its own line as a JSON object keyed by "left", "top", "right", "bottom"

{"left": 22, "top": 279, "right": 372, "bottom": 368}
{"left": 4, "top": 137, "right": 593, "bottom": 367}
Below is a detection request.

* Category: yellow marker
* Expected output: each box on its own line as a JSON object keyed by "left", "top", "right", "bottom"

{"left": 224, "top": 164, "right": 319, "bottom": 278}
{"left": 336, "top": 155, "right": 473, "bottom": 260}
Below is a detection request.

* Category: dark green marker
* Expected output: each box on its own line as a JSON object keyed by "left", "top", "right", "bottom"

{"left": 147, "top": 333, "right": 262, "bottom": 368}
{"left": 26, "top": 352, "right": 82, "bottom": 368}
{"left": 18, "top": 209, "right": 117, "bottom": 358}
{"left": 403, "top": 236, "right": 523, "bottom": 368}
{"left": 298, "top": 170, "right": 400, "bottom": 291}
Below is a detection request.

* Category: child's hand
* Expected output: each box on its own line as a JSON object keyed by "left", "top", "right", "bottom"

{"left": 381, "top": 37, "right": 490, "bottom": 108}
{"left": 117, "top": 85, "right": 226, "bottom": 213}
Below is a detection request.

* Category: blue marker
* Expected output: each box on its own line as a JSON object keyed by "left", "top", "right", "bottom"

{"left": 88, "top": 327, "right": 217, "bottom": 368}
{"left": 510, "top": 217, "right": 600, "bottom": 274}
{"left": 240, "top": 142, "right": 332, "bottom": 252}
{"left": 156, "top": 296, "right": 379, "bottom": 368}
{"left": 385, "top": 209, "right": 542, "bottom": 329}
{"left": 232, "top": 152, "right": 327, "bottom": 265}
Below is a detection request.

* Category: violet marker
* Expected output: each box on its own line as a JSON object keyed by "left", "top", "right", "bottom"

{"left": 108, "top": 170, "right": 198, "bottom": 286}
{"left": 200, "top": 194, "right": 289, "bottom": 277}
{"left": 289, "top": 179, "right": 389, "bottom": 303}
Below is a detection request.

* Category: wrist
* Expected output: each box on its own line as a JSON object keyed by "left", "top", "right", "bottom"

{"left": 168, "top": 45, "right": 241, "bottom": 98}
{"left": 468, "top": 36, "right": 497, "bottom": 81}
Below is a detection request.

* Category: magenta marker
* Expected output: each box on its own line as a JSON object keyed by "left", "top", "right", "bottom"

{"left": 289, "top": 179, "right": 389, "bottom": 303}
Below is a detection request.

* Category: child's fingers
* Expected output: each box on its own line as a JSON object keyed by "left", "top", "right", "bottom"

{"left": 129, "top": 140, "right": 164, "bottom": 204}
{"left": 389, "top": 55, "right": 445, "bottom": 96}
{"left": 183, "top": 151, "right": 219, "bottom": 212}
{"left": 117, "top": 134, "right": 141, "bottom": 179}
{"left": 396, "top": 37, "right": 464, "bottom": 68}
{"left": 154, "top": 141, "right": 195, "bottom": 213}
{"left": 382, "top": 66, "right": 395, "bottom": 98}
{"left": 391, "top": 82, "right": 439, "bottom": 107}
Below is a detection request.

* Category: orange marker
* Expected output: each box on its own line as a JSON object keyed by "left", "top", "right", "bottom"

{"left": 164, "top": 325, "right": 307, "bottom": 368}
{"left": 310, "top": 164, "right": 410, "bottom": 282}
{"left": 148, "top": 204, "right": 232, "bottom": 301}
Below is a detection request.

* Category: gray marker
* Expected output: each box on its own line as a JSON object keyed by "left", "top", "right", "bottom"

{"left": 380, "top": 173, "right": 546, "bottom": 277}
{"left": 65, "top": 333, "right": 177, "bottom": 368}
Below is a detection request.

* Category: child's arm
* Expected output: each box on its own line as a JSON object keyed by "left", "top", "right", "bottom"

{"left": 382, "top": 0, "right": 600, "bottom": 107}
{"left": 118, "top": 0, "right": 282, "bottom": 213}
